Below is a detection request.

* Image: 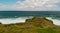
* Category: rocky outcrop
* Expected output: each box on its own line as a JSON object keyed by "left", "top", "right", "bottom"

{"left": 26, "top": 17, "right": 53, "bottom": 28}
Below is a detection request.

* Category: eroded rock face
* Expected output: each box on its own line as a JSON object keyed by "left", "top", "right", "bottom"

{"left": 26, "top": 17, "right": 53, "bottom": 28}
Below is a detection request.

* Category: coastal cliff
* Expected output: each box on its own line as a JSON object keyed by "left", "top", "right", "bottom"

{"left": 0, "top": 17, "right": 60, "bottom": 33}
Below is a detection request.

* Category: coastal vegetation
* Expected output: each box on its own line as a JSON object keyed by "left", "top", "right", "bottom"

{"left": 0, "top": 17, "right": 60, "bottom": 33}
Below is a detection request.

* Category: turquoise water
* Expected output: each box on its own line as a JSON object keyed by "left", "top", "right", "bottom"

{"left": 0, "top": 11, "right": 60, "bottom": 25}
{"left": 0, "top": 11, "right": 60, "bottom": 18}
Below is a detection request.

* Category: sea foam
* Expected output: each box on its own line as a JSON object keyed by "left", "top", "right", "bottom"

{"left": 0, "top": 17, "right": 60, "bottom": 25}
{"left": 46, "top": 17, "right": 60, "bottom": 25}
{"left": 0, "top": 16, "right": 33, "bottom": 24}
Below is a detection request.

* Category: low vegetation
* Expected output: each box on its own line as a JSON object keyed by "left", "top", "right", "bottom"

{"left": 0, "top": 17, "right": 60, "bottom": 33}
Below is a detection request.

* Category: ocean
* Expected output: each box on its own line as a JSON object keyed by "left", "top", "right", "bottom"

{"left": 0, "top": 11, "right": 60, "bottom": 25}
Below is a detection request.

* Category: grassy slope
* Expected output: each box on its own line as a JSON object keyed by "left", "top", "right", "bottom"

{"left": 0, "top": 17, "right": 60, "bottom": 33}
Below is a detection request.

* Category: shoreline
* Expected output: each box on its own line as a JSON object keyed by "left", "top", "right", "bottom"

{"left": 0, "top": 16, "right": 60, "bottom": 26}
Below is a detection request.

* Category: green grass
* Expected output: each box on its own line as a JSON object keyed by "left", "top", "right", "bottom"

{"left": 0, "top": 17, "right": 60, "bottom": 33}
{"left": 0, "top": 23, "right": 60, "bottom": 33}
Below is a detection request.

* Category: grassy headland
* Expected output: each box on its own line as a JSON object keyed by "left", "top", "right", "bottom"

{"left": 0, "top": 17, "right": 60, "bottom": 33}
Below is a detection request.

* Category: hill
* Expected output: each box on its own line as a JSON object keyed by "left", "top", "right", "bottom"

{"left": 0, "top": 17, "right": 60, "bottom": 33}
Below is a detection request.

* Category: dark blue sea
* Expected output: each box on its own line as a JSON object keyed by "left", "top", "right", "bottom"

{"left": 0, "top": 11, "right": 60, "bottom": 18}
{"left": 0, "top": 11, "right": 60, "bottom": 25}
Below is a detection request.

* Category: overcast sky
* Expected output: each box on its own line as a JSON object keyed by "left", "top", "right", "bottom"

{"left": 0, "top": 0, "right": 60, "bottom": 11}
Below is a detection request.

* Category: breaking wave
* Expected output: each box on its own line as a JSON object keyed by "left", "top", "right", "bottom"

{"left": 0, "top": 16, "right": 60, "bottom": 26}
{"left": 46, "top": 17, "right": 60, "bottom": 25}
{"left": 0, "top": 16, "right": 33, "bottom": 24}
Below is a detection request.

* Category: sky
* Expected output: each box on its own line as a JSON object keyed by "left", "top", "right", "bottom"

{"left": 0, "top": 0, "right": 60, "bottom": 11}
